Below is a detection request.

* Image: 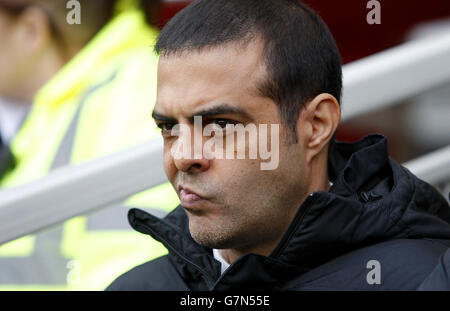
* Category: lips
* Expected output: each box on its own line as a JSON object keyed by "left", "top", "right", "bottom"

{"left": 178, "top": 186, "right": 206, "bottom": 209}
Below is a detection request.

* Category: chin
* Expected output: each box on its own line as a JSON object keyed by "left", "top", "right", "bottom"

{"left": 188, "top": 219, "right": 235, "bottom": 249}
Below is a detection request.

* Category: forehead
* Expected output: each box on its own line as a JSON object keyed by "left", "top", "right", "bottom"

{"left": 155, "top": 40, "right": 268, "bottom": 116}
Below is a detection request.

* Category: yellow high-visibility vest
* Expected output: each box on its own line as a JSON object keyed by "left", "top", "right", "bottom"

{"left": 0, "top": 9, "right": 179, "bottom": 291}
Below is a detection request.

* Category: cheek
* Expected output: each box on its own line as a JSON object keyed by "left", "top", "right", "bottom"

{"left": 163, "top": 144, "right": 176, "bottom": 181}
{"left": 213, "top": 159, "right": 268, "bottom": 197}
{"left": 222, "top": 151, "right": 303, "bottom": 203}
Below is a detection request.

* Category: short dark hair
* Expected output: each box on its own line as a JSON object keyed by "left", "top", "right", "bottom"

{"left": 155, "top": 0, "right": 342, "bottom": 142}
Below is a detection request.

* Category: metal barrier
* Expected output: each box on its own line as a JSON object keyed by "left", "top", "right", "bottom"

{"left": 0, "top": 139, "right": 165, "bottom": 244}
{"left": 1, "top": 32, "right": 450, "bottom": 245}
{"left": 403, "top": 145, "right": 450, "bottom": 186}
{"left": 342, "top": 31, "right": 450, "bottom": 119}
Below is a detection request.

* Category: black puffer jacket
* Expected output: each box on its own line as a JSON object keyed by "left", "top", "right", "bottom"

{"left": 107, "top": 134, "right": 450, "bottom": 291}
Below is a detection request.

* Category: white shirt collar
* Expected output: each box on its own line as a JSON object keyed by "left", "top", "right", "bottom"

{"left": 213, "top": 249, "right": 231, "bottom": 274}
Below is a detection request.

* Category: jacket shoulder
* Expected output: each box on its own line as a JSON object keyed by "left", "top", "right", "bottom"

{"left": 283, "top": 238, "right": 450, "bottom": 291}
{"left": 418, "top": 247, "right": 450, "bottom": 290}
{"left": 106, "top": 255, "right": 189, "bottom": 291}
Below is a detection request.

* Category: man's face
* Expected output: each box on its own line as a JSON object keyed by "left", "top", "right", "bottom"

{"left": 154, "top": 41, "right": 310, "bottom": 251}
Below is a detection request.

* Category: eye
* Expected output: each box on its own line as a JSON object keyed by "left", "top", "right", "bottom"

{"left": 210, "top": 119, "right": 238, "bottom": 128}
{"left": 203, "top": 119, "right": 240, "bottom": 137}
{"left": 156, "top": 122, "right": 176, "bottom": 134}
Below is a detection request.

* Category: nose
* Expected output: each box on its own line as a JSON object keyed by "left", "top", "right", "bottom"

{"left": 173, "top": 156, "right": 211, "bottom": 174}
{"left": 170, "top": 126, "right": 211, "bottom": 174}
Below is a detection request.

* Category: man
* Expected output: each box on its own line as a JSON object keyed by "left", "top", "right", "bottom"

{"left": 107, "top": 0, "right": 450, "bottom": 290}
{"left": 0, "top": 0, "right": 177, "bottom": 290}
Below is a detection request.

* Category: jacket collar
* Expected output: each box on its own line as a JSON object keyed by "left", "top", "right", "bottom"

{"left": 128, "top": 134, "right": 450, "bottom": 290}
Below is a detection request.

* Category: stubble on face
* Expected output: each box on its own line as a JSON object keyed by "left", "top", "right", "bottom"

{"left": 178, "top": 148, "right": 306, "bottom": 252}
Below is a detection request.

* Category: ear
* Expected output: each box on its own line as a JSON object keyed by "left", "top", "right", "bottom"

{"left": 15, "top": 6, "right": 53, "bottom": 53}
{"left": 297, "top": 93, "right": 341, "bottom": 164}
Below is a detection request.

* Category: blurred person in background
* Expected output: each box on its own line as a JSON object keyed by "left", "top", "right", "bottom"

{"left": 0, "top": 0, "right": 178, "bottom": 290}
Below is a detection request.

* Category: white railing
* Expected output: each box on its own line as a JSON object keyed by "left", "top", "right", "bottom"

{"left": 403, "top": 145, "right": 450, "bottom": 185}
{"left": 342, "top": 31, "right": 450, "bottom": 119}
{"left": 0, "top": 139, "right": 166, "bottom": 244}
{"left": 0, "top": 32, "right": 450, "bottom": 245}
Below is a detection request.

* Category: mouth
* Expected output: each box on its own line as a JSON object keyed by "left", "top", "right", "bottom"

{"left": 178, "top": 185, "right": 209, "bottom": 210}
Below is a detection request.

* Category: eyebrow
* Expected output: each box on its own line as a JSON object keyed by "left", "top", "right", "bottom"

{"left": 152, "top": 111, "right": 177, "bottom": 123}
{"left": 189, "top": 103, "right": 250, "bottom": 121}
{"left": 152, "top": 103, "right": 251, "bottom": 123}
